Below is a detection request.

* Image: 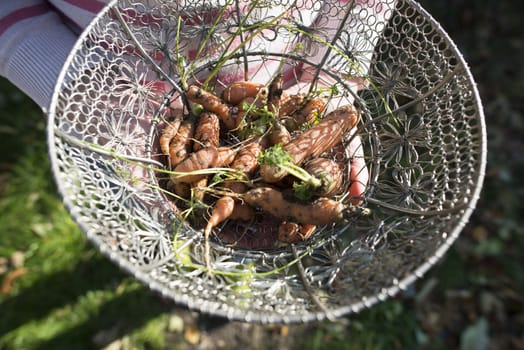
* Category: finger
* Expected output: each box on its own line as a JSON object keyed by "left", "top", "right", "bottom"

{"left": 346, "top": 133, "right": 369, "bottom": 205}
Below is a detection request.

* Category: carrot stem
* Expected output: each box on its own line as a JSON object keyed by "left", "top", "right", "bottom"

{"left": 258, "top": 144, "right": 322, "bottom": 188}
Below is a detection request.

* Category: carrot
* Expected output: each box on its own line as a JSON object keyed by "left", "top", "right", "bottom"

{"left": 277, "top": 221, "right": 300, "bottom": 243}
{"left": 277, "top": 222, "right": 316, "bottom": 244}
{"left": 278, "top": 93, "right": 304, "bottom": 118}
{"left": 171, "top": 147, "right": 219, "bottom": 184}
{"left": 260, "top": 104, "right": 360, "bottom": 183}
{"left": 193, "top": 111, "right": 220, "bottom": 151}
{"left": 204, "top": 196, "right": 235, "bottom": 272}
{"left": 167, "top": 117, "right": 196, "bottom": 168}
{"left": 222, "top": 81, "right": 267, "bottom": 105}
{"left": 162, "top": 82, "right": 368, "bottom": 249}
{"left": 229, "top": 201, "right": 255, "bottom": 221}
{"left": 159, "top": 109, "right": 184, "bottom": 155}
{"left": 212, "top": 141, "right": 262, "bottom": 225}
{"left": 347, "top": 134, "right": 369, "bottom": 205}
{"left": 172, "top": 146, "right": 237, "bottom": 184}
{"left": 186, "top": 85, "right": 229, "bottom": 116}
{"left": 216, "top": 146, "right": 237, "bottom": 167}
{"left": 222, "top": 180, "right": 248, "bottom": 195}
{"left": 281, "top": 96, "right": 327, "bottom": 131}
{"left": 303, "top": 157, "right": 343, "bottom": 197}
{"left": 223, "top": 140, "right": 263, "bottom": 193}
{"left": 186, "top": 85, "right": 237, "bottom": 129}
{"left": 268, "top": 120, "right": 291, "bottom": 146}
{"left": 191, "top": 176, "right": 208, "bottom": 202}
{"left": 228, "top": 140, "right": 262, "bottom": 174}
{"left": 243, "top": 187, "right": 346, "bottom": 225}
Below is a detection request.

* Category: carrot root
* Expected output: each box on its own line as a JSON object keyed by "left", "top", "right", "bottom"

{"left": 204, "top": 196, "right": 235, "bottom": 273}
{"left": 172, "top": 147, "right": 219, "bottom": 184}
{"left": 243, "top": 187, "right": 346, "bottom": 225}
{"left": 194, "top": 111, "right": 220, "bottom": 151}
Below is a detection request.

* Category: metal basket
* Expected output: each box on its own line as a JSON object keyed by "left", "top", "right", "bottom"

{"left": 47, "top": 0, "right": 486, "bottom": 323}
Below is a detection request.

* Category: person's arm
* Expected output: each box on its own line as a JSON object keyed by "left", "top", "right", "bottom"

{"left": 47, "top": 0, "right": 107, "bottom": 33}
{"left": 0, "top": 1, "right": 108, "bottom": 110}
{"left": 0, "top": 1, "right": 79, "bottom": 110}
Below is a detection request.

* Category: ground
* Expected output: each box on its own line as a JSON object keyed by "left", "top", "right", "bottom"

{"left": 1, "top": 0, "right": 523, "bottom": 349}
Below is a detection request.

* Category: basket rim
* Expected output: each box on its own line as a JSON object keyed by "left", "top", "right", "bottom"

{"left": 46, "top": 0, "right": 487, "bottom": 324}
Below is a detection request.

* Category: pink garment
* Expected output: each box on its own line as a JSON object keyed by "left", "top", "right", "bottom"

{"left": 0, "top": 0, "right": 395, "bottom": 110}
{"left": 0, "top": 0, "right": 106, "bottom": 109}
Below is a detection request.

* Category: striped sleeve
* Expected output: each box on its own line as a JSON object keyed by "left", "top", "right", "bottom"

{"left": 0, "top": 1, "right": 108, "bottom": 110}
{"left": 48, "top": 0, "right": 108, "bottom": 33}
{"left": 0, "top": 1, "right": 78, "bottom": 109}
{"left": 1, "top": 0, "right": 395, "bottom": 109}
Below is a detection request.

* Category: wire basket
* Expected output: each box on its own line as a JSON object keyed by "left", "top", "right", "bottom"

{"left": 48, "top": 0, "right": 486, "bottom": 323}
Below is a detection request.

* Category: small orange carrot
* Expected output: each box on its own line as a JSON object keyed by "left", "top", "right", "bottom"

{"left": 172, "top": 146, "right": 237, "bottom": 184}
{"left": 243, "top": 187, "right": 347, "bottom": 225}
{"left": 277, "top": 222, "right": 316, "bottom": 244}
{"left": 228, "top": 140, "right": 262, "bottom": 174}
{"left": 260, "top": 104, "right": 360, "bottom": 183}
{"left": 223, "top": 140, "right": 263, "bottom": 193}
{"left": 229, "top": 201, "right": 255, "bottom": 221}
{"left": 223, "top": 180, "right": 248, "bottom": 195}
{"left": 159, "top": 109, "right": 184, "bottom": 156}
{"left": 278, "top": 93, "right": 304, "bottom": 118}
{"left": 191, "top": 176, "right": 208, "bottom": 202}
{"left": 268, "top": 120, "right": 291, "bottom": 146}
{"left": 347, "top": 134, "right": 369, "bottom": 205}
{"left": 186, "top": 85, "right": 229, "bottom": 116}
{"left": 193, "top": 111, "right": 220, "bottom": 151}
{"left": 222, "top": 81, "right": 267, "bottom": 105}
{"left": 216, "top": 146, "right": 237, "bottom": 168}
{"left": 204, "top": 196, "right": 235, "bottom": 272}
{"left": 281, "top": 96, "right": 326, "bottom": 131}
{"left": 168, "top": 117, "right": 196, "bottom": 168}
{"left": 186, "top": 85, "right": 237, "bottom": 129}
{"left": 303, "top": 157, "right": 343, "bottom": 197}
{"left": 171, "top": 147, "right": 219, "bottom": 184}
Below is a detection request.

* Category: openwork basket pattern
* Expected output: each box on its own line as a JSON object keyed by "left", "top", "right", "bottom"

{"left": 48, "top": 0, "right": 486, "bottom": 323}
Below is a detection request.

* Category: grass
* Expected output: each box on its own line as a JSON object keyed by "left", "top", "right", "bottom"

{"left": 0, "top": 78, "right": 171, "bottom": 349}
{"left": 0, "top": 83, "right": 468, "bottom": 349}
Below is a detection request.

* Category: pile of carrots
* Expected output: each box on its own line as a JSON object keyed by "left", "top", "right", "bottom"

{"left": 158, "top": 75, "right": 362, "bottom": 264}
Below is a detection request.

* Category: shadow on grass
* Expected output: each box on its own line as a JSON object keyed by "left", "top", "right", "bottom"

{"left": 0, "top": 254, "right": 171, "bottom": 348}
{"left": 31, "top": 287, "right": 170, "bottom": 350}
{"left": 0, "top": 255, "right": 118, "bottom": 335}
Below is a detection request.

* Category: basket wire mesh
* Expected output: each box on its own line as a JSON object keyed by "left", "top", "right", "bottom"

{"left": 48, "top": 0, "right": 486, "bottom": 323}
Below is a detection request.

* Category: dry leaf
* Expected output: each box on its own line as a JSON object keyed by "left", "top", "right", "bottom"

{"left": 10, "top": 251, "right": 25, "bottom": 268}
{"left": 184, "top": 323, "right": 201, "bottom": 345}
{"left": 167, "top": 314, "right": 184, "bottom": 333}
{"left": 1, "top": 267, "right": 27, "bottom": 295}
{"left": 460, "top": 318, "right": 490, "bottom": 350}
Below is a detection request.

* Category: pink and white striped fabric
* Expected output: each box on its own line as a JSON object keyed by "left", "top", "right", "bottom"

{"left": 0, "top": 0, "right": 394, "bottom": 110}
{"left": 0, "top": 0, "right": 107, "bottom": 109}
